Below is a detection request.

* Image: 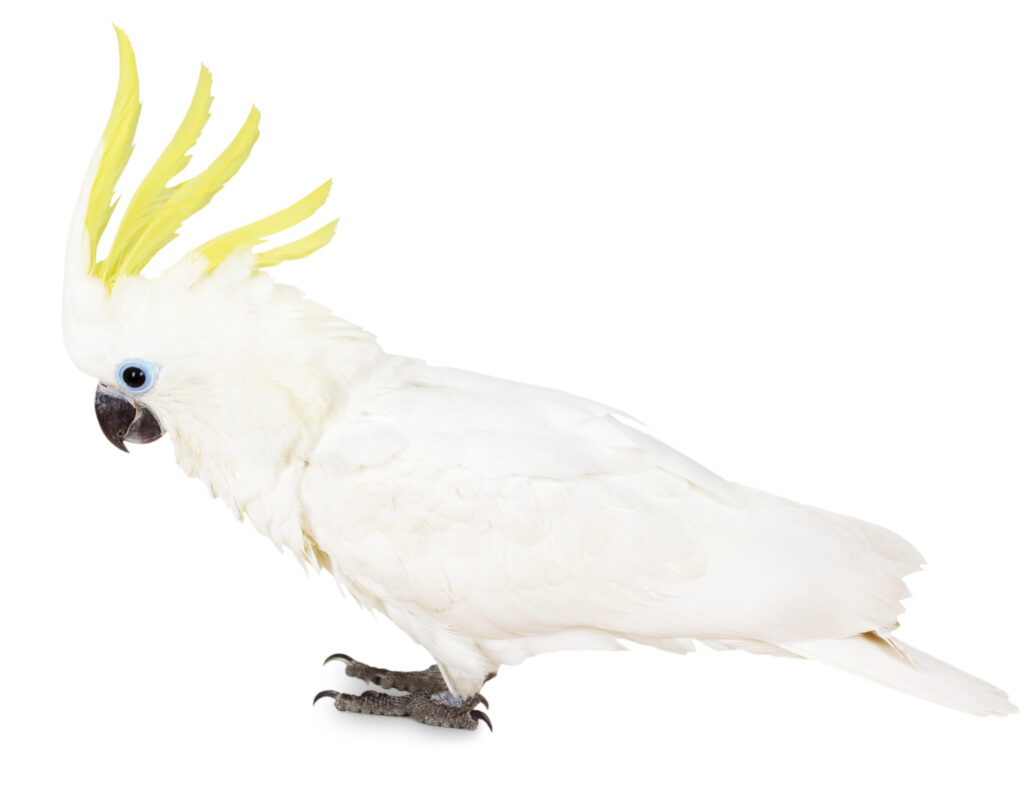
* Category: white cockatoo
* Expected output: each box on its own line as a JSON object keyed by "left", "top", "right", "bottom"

{"left": 64, "top": 29, "right": 1015, "bottom": 730}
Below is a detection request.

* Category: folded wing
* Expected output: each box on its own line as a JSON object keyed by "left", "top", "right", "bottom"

{"left": 302, "top": 357, "right": 923, "bottom": 655}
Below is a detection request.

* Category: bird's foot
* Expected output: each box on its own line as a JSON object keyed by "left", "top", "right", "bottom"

{"left": 317, "top": 653, "right": 492, "bottom": 731}
{"left": 314, "top": 688, "right": 492, "bottom": 731}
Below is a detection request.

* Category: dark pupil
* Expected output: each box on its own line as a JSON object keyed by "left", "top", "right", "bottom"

{"left": 122, "top": 366, "right": 147, "bottom": 389}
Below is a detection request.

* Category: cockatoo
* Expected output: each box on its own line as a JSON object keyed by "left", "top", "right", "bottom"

{"left": 64, "top": 29, "right": 1015, "bottom": 731}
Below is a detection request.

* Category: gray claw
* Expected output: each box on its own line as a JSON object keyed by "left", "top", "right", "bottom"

{"left": 313, "top": 689, "right": 340, "bottom": 706}
{"left": 470, "top": 710, "right": 493, "bottom": 732}
{"left": 477, "top": 694, "right": 489, "bottom": 709}
{"left": 323, "top": 653, "right": 354, "bottom": 667}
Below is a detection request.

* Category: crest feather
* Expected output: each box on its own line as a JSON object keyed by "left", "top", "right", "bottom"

{"left": 83, "top": 26, "right": 140, "bottom": 273}
{"left": 254, "top": 219, "right": 339, "bottom": 268}
{"left": 96, "top": 105, "right": 261, "bottom": 286}
{"left": 78, "top": 28, "right": 336, "bottom": 291}
{"left": 98, "top": 64, "right": 214, "bottom": 283}
{"left": 196, "top": 180, "right": 338, "bottom": 270}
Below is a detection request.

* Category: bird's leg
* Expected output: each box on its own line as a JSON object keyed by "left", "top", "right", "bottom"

{"left": 317, "top": 653, "right": 493, "bottom": 731}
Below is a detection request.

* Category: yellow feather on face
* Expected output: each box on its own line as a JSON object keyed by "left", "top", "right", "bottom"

{"left": 81, "top": 27, "right": 335, "bottom": 290}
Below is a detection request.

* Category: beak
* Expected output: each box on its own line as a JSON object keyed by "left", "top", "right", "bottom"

{"left": 94, "top": 383, "right": 164, "bottom": 452}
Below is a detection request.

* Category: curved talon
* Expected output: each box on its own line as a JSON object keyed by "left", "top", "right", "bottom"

{"left": 470, "top": 710, "right": 493, "bottom": 732}
{"left": 313, "top": 689, "right": 340, "bottom": 707}
{"left": 476, "top": 694, "right": 489, "bottom": 709}
{"left": 323, "top": 653, "right": 354, "bottom": 667}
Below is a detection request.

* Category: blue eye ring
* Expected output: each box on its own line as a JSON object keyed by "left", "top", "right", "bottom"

{"left": 116, "top": 359, "right": 160, "bottom": 394}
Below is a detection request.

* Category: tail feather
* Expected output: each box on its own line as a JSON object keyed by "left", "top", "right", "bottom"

{"left": 780, "top": 633, "right": 1017, "bottom": 717}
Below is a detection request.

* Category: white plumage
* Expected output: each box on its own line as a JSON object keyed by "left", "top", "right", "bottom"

{"left": 63, "top": 30, "right": 1016, "bottom": 723}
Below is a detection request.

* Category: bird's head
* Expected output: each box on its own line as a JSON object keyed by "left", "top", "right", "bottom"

{"left": 64, "top": 29, "right": 377, "bottom": 493}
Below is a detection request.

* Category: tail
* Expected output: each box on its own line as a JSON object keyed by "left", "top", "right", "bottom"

{"left": 780, "top": 633, "right": 1017, "bottom": 717}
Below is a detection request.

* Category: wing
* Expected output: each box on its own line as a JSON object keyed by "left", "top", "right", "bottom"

{"left": 300, "top": 356, "right": 923, "bottom": 657}
{"left": 313, "top": 356, "right": 743, "bottom": 504}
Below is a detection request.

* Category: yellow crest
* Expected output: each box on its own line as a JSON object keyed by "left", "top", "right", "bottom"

{"left": 81, "top": 27, "right": 337, "bottom": 290}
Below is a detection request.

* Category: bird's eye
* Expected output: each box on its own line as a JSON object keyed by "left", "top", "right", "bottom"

{"left": 122, "top": 366, "right": 146, "bottom": 388}
{"left": 116, "top": 359, "right": 159, "bottom": 394}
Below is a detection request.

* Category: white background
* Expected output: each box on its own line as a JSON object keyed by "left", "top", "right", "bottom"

{"left": 2, "top": 2, "right": 1022, "bottom": 807}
